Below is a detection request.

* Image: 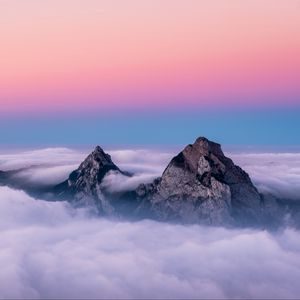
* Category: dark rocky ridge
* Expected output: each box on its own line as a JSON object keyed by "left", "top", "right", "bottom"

{"left": 53, "top": 146, "right": 128, "bottom": 213}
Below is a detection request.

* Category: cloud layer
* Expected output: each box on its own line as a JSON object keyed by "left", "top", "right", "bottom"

{"left": 0, "top": 148, "right": 86, "bottom": 186}
{"left": 0, "top": 147, "right": 85, "bottom": 171}
{"left": 1, "top": 147, "right": 300, "bottom": 298}
{"left": 0, "top": 147, "right": 173, "bottom": 189}
{"left": 229, "top": 152, "right": 300, "bottom": 199}
{"left": 108, "top": 148, "right": 300, "bottom": 200}
{"left": 1, "top": 147, "right": 300, "bottom": 199}
{"left": 1, "top": 186, "right": 300, "bottom": 299}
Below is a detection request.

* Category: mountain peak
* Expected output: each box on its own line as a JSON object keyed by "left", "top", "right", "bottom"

{"left": 137, "top": 135, "right": 262, "bottom": 226}
{"left": 169, "top": 136, "right": 224, "bottom": 175}
{"left": 53, "top": 146, "right": 124, "bottom": 213}
{"left": 94, "top": 145, "right": 104, "bottom": 153}
{"left": 74, "top": 146, "right": 120, "bottom": 182}
{"left": 91, "top": 146, "right": 112, "bottom": 163}
{"left": 187, "top": 136, "right": 224, "bottom": 157}
{"left": 82, "top": 145, "right": 115, "bottom": 169}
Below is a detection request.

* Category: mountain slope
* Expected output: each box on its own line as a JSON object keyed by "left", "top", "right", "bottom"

{"left": 134, "top": 137, "right": 265, "bottom": 226}
{"left": 53, "top": 146, "right": 128, "bottom": 213}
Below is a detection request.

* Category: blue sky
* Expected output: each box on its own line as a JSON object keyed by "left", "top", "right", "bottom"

{"left": 1, "top": 107, "right": 299, "bottom": 147}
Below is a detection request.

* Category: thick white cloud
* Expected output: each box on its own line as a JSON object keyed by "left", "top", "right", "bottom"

{"left": 101, "top": 149, "right": 175, "bottom": 192}
{"left": 0, "top": 148, "right": 87, "bottom": 186}
{"left": 109, "top": 148, "right": 174, "bottom": 174}
{"left": 101, "top": 171, "right": 158, "bottom": 193}
{"left": 229, "top": 152, "right": 300, "bottom": 199}
{"left": 0, "top": 186, "right": 300, "bottom": 299}
{"left": 1, "top": 147, "right": 300, "bottom": 298}
{"left": 0, "top": 147, "right": 86, "bottom": 170}
{"left": 11, "top": 164, "right": 80, "bottom": 186}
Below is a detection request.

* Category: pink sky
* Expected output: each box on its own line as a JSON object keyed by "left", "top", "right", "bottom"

{"left": 0, "top": 0, "right": 299, "bottom": 113}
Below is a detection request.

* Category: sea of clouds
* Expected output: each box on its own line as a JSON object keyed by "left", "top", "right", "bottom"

{"left": 1, "top": 186, "right": 300, "bottom": 299}
{"left": 1, "top": 147, "right": 300, "bottom": 298}
{"left": 229, "top": 151, "right": 300, "bottom": 200}
{"left": 1, "top": 147, "right": 300, "bottom": 199}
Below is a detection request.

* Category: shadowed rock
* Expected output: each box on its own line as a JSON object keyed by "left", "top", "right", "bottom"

{"left": 134, "top": 137, "right": 265, "bottom": 226}
{"left": 53, "top": 146, "right": 127, "bottom": 213}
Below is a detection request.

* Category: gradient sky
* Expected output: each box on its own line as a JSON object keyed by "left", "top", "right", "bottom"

{"left": 0, "top": 0, "right": 299, "bottom": 145}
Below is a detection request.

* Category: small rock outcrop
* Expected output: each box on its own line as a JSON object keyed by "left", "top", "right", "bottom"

{"left": 135, "top": 137, "right": 264, "bottom": 226}
{"left": 54, "top": 146, "right": 126, "bottom": 213}
{"left": 0, "top": 170, "right": 7, "bottom": 186}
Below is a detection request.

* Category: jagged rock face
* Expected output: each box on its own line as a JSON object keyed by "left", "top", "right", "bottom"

{"left": 68, "top": 146, "right": 120, "bottom": 189}
{"left": 51, "top": 137, "right": 285, "bottom": 227}
{"left": 136, "top": 137, "right": 263, "bottom": 226}
{"left": 54, "top": 146, "right": 123, "bottom": 214}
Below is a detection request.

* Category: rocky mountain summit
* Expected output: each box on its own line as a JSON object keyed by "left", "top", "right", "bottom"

{"left": 49, "top": 136, "right": 286, "bottom": 227}
{"left": 54, "top": 146, "right": 128, "bottom": 213}
{"left": 134, "top": 137, "right": 267, "bottom": 226}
